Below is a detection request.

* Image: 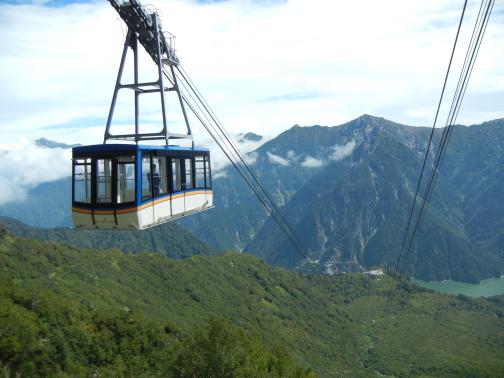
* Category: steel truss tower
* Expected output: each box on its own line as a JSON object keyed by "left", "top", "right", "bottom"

{"left": 104, "top": 0, "right": 192, "bottom": 145}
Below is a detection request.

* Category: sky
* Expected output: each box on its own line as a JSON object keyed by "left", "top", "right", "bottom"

{"left": 0, "top": 0, "right": 503, "bottom": 204}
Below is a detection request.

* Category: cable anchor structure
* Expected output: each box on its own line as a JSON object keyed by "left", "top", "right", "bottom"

{"left": 104, "top": 0, "right": 192, "bottom": 145}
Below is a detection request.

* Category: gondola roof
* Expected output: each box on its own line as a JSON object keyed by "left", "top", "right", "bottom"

{"left": 73, "top": 144, "right": 210, "bottom": 156}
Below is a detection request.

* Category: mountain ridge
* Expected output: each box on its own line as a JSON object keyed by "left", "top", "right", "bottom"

{"left": 186, "top": 115, "right": 504, "bottom": 282}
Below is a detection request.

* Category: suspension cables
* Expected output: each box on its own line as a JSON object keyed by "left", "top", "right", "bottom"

{"left": 391, "top": 0, "right": 494, "bottom": 297}
{"left": 160, "top": 66, "right": 323, "bottom": 274}
{"left": 392, "top": 0, "right": 468, "bottom": 281}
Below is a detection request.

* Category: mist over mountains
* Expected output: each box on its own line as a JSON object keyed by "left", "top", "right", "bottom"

{"left": 2, "top": 115, "right": 504, "bottom": 282}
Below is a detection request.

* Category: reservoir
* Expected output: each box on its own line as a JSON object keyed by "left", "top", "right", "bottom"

{"left": 413, "top": 276, "right": 504, "bottom": 297}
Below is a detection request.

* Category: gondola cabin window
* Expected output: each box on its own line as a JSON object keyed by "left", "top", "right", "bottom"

{"left": 117, "top": 156, "right": 135, "bottom": 203}
{"left": 152, "top": 157, "right": 168, "bottom": 196}
{"left": 96, "top": 159, "right": 113, "bottom": 203}
{"left": 141, "top": 157, "right": 152, "bottom": 201}
{"left": 172, "top": 158, "right": 182, "bottom": 192}
{"left": 195, "top": 156, "right": 205, "bottom": 188}
{"left": 73, "top": 158, "right": 91, "bottom": 203}
{"left": 204, "top": 155, "right": 212, "bottom": 189}
{"left": 184, "top": 158, "right": 193, "bottom": 189}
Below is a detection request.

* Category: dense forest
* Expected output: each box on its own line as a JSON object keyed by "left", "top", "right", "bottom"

{"left": 1, "top": 226, "right": 503, "bottom": 377}
{"left": 0, "top": 216, "right": 214, "bottom": 259}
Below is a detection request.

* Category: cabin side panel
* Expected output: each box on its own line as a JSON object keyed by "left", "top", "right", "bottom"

{"left": 72, "top": 209, "right": 141, "bottom": 230}
{"left": 154, "top": 196, "right": 172, "bottom": 224}
{"left": 138, "top": 206, "right": 154, "bottom": 229}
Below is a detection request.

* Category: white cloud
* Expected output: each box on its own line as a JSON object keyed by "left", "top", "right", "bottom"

{"left": 301, "top": 156, "right": 324, "bottom": 168}
{"left": 330, "top": 140, "right": 356, "bottom": 161}
{"left": 0, "top": 139, "right": 71, "bottom": 205}
{"left": 286, "top": 150, "right": 297, "bottom": 160}
{"left": 1, "top": 0, "right": 503, "bottom": 148}
{"left": 193, "top": 131, "right": 269, "bottom": 173}
{"left": 213, "top": 171, "right": 228, "bottom": 180}
{"left": 267, "top": 151, "right": 290, "bottom": 166}
{"left": 244, "top": 151, "right": 259, "bottom": 165}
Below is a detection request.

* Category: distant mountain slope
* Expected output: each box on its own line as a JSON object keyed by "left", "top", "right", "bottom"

{"left": 35, "top": 137, "right": 81, "bottom": 149}
{"left": 0, "top": 216, "right": 214, "bottom": 259}
{"left": 238, "top": 131, "right": 263, "bottom": 142}
{"left": 186, "top": 115, "right": 504, "bottom": 282}
{"left": 245, "top": 116, "right": 504, "bottom": 282}
{"left": 0, "top": 137, "right": 76, "bottom": 227}
{"left": 179, "top": 123, "right": 334, "bottom": 249}
{"left": 0, "top": 177, "right": 72, "bottom": 228}
{"left": 1, "top": 229, "right": 503, "bottom": 376}
{"left": 181, "top": 116, "right": 430, "bottom": 251}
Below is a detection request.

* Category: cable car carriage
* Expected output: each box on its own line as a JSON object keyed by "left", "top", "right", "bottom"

{"left": 72, "top": 145, "right": 212, "bottom": 229}
{"left": 72, "top": 0, "right": 213, "bottom": 229}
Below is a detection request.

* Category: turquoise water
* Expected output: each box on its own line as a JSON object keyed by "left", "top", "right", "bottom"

{"left": 413, "top": 276, "right": 504, "bottom": 297}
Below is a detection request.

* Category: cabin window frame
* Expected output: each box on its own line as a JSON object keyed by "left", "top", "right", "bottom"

{"left": 194, "top": 155, "right": 206, "bottom": 189}
{"left": 151, "top": 156, "right": 168, "bottom": 198}
{"left": 204, "top": 154, "right": 212, "bottom": 189}
{"left": 141, "top": 156, "right": 153, "bottom": 202}
{"left": 116, "top": 155, "right": 136, "bottom": 205}
{"left": 170, "top": 157, "right": 182, "bottom": 193}
{"left": 183, "top": 157, "right": 194, "bottom": 190}
{"left": 95, "top": 158, "right": 115, "bottom": 205}
{"left": 72, "top": 158, "right": 92, "bottom": 204}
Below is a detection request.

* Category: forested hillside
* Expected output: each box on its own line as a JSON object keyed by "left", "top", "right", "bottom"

{"left": 0, "top": 178, "right": 72, "bottom": 228}
{"left": 1, "top": 228, "right": 503, "bottom": 377}
{"left": 0, "top": 216, "right": 213, "bottom": 259}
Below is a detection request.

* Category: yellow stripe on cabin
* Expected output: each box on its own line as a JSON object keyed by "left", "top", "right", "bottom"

{"left": 73, "top": 190, "right": 212, "bottom": 215}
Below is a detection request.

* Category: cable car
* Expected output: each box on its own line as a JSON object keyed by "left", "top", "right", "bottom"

{"left": 72, "top": 144, "right": 212, "bottom": 229}
{"left": 72, "top": 0, "right": 213, "bottom": 230}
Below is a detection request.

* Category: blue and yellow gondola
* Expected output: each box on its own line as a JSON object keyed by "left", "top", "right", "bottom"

{"left": 72, "top": 144, "right": 212, "bottom": 230}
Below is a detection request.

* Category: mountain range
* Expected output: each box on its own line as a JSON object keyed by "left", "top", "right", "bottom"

{"left": 182, "top": 115, "right": 504, "bottom": 282}
{"left": 2, "top": 115, "right": 504, "bottom": 282}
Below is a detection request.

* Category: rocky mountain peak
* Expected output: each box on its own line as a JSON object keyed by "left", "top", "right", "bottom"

{"left": 238, "top": 132, "right": 263, "bottom": 143}
{"left": 343, "top": 114, "right": 398, "bottom": 131}
{"left": 35, "top": 138, "right": 81, "bottom": 149}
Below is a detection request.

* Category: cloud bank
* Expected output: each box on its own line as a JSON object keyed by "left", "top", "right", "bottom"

{"left": 301, "top": 156, "right": 324, "bottom": 168}
{"left": 267, "top": 151, "right": 290, "bottom": 166}
{"left": 330, "top": 141, "right": 356, "bottom": 161}
{"left": 0, "top": 140, "right": 71, "bottom": 205}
